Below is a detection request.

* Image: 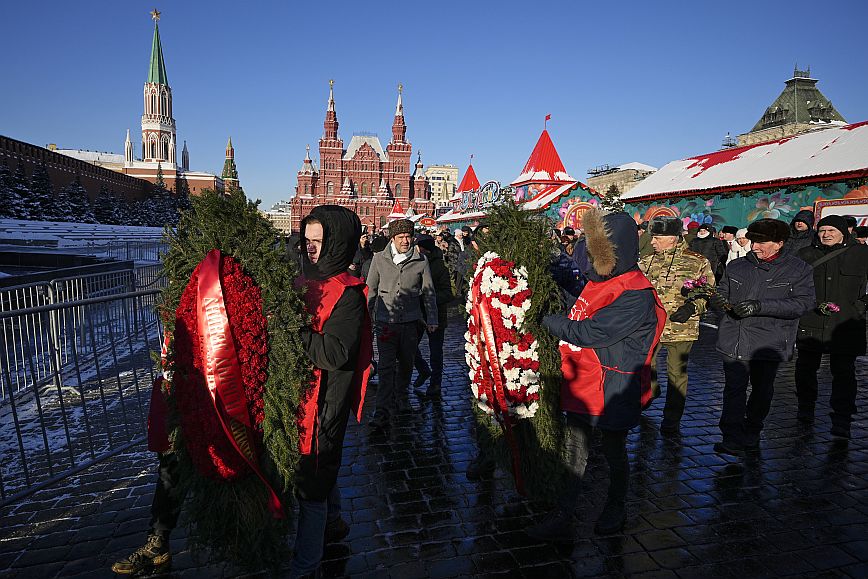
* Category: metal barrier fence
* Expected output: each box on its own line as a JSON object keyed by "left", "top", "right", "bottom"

{"left": 0, "top": 289, "right": 163, "bottom": 505}
{"left": 68, "top": 241, "right": 168, "bottom": 263}
{"left": 0, "top": 266, "right": 165, "bottom": 399}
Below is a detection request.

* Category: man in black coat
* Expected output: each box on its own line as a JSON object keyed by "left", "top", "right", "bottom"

{"left": 413, "top": 234, "right": 454, "bottom": 397}
{"left": 710, "top": 218, "right": 815, "bottom": 456}
{"left": 785, "top": 209, "right": 815, "bottom": 256}
{"left": 689, "top": 224, "right": 728, "bottom": 280}
{"left": 795, "top": 215, "right": 868, "bottom": 439}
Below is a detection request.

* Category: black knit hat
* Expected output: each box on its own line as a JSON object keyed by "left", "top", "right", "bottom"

{"left": 816, "top": 215, "right": 849, "bottom": 239}
{"left": 746, "top": 218, "right": 790, "bottom": 243}
{"left": 845, "top": 216, "right": 858, "bottom": 229}
{"left": 563, "top": 226, "right": 576, "bottom": 236}
{"left": 388, "top": 219, "right": 414, "bottom": 238}
{"left": 721, "top": 225, "right": 738, "bottom": 235}
{"left": 648, "top": 215, "right": 682, "bottom": 237}
{"left": 415, "top": 234, "right": 436, "bottom": 252}
{"left": 854, "top": 226, "right": 868, "bottom": 238}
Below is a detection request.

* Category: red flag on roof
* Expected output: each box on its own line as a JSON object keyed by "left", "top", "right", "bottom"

{"left": 545, "top": 114, "right": 551, "bottom": 121}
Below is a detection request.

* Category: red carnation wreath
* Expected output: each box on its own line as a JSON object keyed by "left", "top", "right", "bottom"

{"left": 170, "top": 254, "right": 268, "bottom": 481}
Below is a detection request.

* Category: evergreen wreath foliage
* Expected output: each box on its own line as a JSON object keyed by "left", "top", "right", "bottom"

{"left": 160, "top": 189, "right": 311, "bottom": 571}
{"left": 471, "top": 201, "right": 567, "bottom": 501}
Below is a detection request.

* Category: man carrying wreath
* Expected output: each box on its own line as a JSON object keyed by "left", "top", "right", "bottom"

{"left": 527, "top": 209, "right": 666, "bottom": 541}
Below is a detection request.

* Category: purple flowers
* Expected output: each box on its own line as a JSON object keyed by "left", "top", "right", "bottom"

{"left": 819, "top": 302, "right": 841, "bottom": 316}
{"left": 682, "top": 275, "right": 709, "bottom": 290}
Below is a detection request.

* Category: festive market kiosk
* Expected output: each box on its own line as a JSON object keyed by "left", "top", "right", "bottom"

{"left": 619, "top": 121, "right": 868, "bottom": 228}
{"left": 437, "top": 129, "right": 604, "bottom": 230}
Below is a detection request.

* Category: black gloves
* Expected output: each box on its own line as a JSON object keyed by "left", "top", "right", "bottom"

{"left": 732, "top": 300, "right": 762, "bottom": 318}
{"left": 707, "top": 293, "right": 728, "bottom": 312}
{"left": 669, "top": 302, "right": 696, "bottom": 323}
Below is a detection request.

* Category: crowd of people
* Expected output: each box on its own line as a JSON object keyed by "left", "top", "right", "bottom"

{"left": 113, "top": 206, "right": 867, "bottom": 576}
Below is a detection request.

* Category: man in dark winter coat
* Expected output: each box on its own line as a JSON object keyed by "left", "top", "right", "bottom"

{"left": 366, "top": 219, "right": 438, "bottom": 434}
{"left": 689, "top": 224, "right": 728, "bottom": 280}
{"left": 291, "top": 206, "right": 373, "bottom": 577}
{"left": 447, "top": 228, "right": 470, "bottom": 300}
{"left": 348, "top": 228, "right": 372, "bottom": 278}
{"left": 785, "top": 209, "right": 815, "bottom": 256}
{"left": 527, "top": 210, "right": 666, "bottom": 542}
{"left": 111, "top": 207, "right": 372, "bottom": 578}
{"left": 412, "top": 234, "right": 453, "bottom": 397}
{"left": 710, "top": 218, "right": 815, "bottom": 456}
{"left": 795, "top": 215, "right": 868, "bottom": 439}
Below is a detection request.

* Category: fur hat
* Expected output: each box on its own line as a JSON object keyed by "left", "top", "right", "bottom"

{"left": 845, "top": 215, "right": 857, "bottom": 229}
{"left": 746, "top": 218, "right": 790, "bottom": 243}
{"left": 388, "top": 219, "right": 414, "bottom": 238}
{"left": 697, "top": 224, "right": 715, "bottom": 233}
{"left": 648, "top": 215, "right": 682, "bottom": 237}
{"left": 721, "top": 225, "right": 738, "bottom": 235}
{"left": 854, "top": 225, "right": 868, "bottom": 238}
{"left": 563, "top": 226, "right": 576, "bottom": 236}
{"left": 816, "top": 215, "right": 849, "bottom": 239}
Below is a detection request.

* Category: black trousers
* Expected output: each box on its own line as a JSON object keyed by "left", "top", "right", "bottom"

{"left": 795, "top": 349, "right": 858, "bottom": 423}
{"left": 720, "top": 358, "right": 780, "bottom": 447}
{"left": 559, "top": 414, "right": 629, "bottom": 512}
{"left": 414, "top": 324, "right": 446, "bottom": 388}
{"left": 149, "top": 452, "right": 183, "bottom": 538}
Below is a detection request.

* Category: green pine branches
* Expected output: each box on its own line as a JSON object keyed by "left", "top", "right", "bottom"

{"left": 160, "top": 189, "right": 311, "bottom": 571}
{"left": 472, "top": 201, "right": 568, "bottom": 502}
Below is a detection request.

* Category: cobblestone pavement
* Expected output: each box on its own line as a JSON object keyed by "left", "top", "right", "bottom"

{"left": 1, "top": 306, "right": 867, "bottom": 578}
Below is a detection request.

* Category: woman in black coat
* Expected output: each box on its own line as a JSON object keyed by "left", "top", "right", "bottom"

{"left": 795, "top": 215, "right": 868, "bottom": 438}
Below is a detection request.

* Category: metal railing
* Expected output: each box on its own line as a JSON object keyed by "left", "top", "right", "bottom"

{"left": 0, "top": 289, "right": 163, "bottom": 505}
{"left": 0, "top": 266, "right": 165, "bottom": 399}
{"left": 65, "top": 241, "right": 168, "bottom": 263}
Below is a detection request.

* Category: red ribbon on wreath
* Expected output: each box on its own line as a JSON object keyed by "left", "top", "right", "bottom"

{"left": 197, "top": 249, "right": 284, "bottom": 518}
{"left": 470, "top": 281, "right": 527, "bottom": 496}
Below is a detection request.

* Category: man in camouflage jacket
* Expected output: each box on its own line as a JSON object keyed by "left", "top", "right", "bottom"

{"left": 640, "top": 216, "right": 715, "bottom": 434}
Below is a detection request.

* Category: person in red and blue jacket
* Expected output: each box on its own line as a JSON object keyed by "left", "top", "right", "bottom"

{"left": 527, "top": 209, "right": 666, "bottom": 543}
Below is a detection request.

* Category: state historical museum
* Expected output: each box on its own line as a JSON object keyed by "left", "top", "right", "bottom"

{"left": 289, "top": 81, "right": 433, "bottom": 232}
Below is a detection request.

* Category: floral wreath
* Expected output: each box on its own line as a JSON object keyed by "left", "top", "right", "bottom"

{"left": 465, "top": 251, "right": 542, "bottom": 420}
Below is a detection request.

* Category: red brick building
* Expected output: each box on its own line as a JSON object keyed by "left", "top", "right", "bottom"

{"left": 290, "top": 81, "right": 433, "bottom": 232}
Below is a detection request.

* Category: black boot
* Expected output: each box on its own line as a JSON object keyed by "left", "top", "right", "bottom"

{"left": 796, "top": 404, "right": 815, "bottom": 424}
{"left": 324, "top": 517, "right": 350, "bottom": 544}
{"left": 465, "top": 455, "right": 495, "bottom": 480}
{"left": 111, "top": 533, "right": 171, "bottom": 575}
{"left": 830, "top": 414, "right": 852, "bottom": 439}
{"left": 595, "top": 431, "right": 628, "bottom": 535}
{"left": 525, "top": 508, "right": 577, "bottom": 543}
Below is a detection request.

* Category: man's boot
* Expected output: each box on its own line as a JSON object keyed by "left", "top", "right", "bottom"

{"left": 465, "top": 455, "right": 495, "bottom": 480}
{"left": 111, "top": 533, "right": 171, "bottom": 575}
{"left": 796, "top": 403, "right": 815, "bottom": 424}
{"left": 324, "top": 516, "right": 350, "bottom": 544}
{"left": 525, "top": 508, "right": 577, "bottom": 543}
{"left": 595, "top": 438, "right": 628, "bottom": 535}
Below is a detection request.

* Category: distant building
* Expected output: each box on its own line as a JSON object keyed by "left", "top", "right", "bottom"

{"left": 424, "top": 164, "right": 459, "bottom": 207}
{"left": 263, "top": 201, "right": 292, "bottom": 234}
{"left": 54, "top": 10, "right": 226, "bottom": 196}
{"left": 737, "top": 67, "right": 847, "bottom": 146}
{"left": 586, "top": 162, "right": 657, "bottom": 197}
{"left": 289, "top": 81, "right": 433, "bottom": 233}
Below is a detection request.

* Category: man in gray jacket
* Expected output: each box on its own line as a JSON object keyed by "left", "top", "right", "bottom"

{"left": 366, "top": 219, "right": 438, "bottom": 434}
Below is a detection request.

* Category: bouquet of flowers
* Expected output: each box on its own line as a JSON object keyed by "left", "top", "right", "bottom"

{"left": 682, "top": 275, "right": 731, "bottom": 310}
{"left": 818, "top": 302, "right": 841, "bottom": 316}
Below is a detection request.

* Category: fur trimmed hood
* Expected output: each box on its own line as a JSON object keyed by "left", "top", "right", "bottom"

{"left": 583, "top": 209, "right": 641, "bottom": 282}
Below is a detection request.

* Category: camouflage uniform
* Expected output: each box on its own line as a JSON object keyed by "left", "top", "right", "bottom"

{"left": 639, "top": 240, "right": 715, "bottom": 428}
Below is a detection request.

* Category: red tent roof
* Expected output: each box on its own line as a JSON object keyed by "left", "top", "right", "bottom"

{"left": 511, "top": 129, "right": 575, "bottom": 185}
{"left": 457, "top": 164, "right": 481, "bottom": 192}
{"left": 386, "top": 198, "right": 406, "bottom": 218}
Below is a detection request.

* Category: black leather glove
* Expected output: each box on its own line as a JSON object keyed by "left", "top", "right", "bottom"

{"left": 707, "top": 292, "right": 728, "bottom": 311}
{"left": 669, "top": 302, "right": 696, "bottom": 323}
{"left": 732, "top": 300, "right": 762, "bottom": 318}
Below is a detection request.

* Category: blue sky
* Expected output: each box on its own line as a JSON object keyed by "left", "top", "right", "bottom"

{"left": 3, "top": 0, "right": 867, "bottom": 209}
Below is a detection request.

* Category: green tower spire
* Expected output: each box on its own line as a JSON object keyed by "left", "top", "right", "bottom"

{"left": 147, "top": 10, "right": 169, "bottom": 85}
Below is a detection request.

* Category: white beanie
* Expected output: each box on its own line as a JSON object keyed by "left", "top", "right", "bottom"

{"left": 736, "top": 228, "right": 748, "bottom": 239}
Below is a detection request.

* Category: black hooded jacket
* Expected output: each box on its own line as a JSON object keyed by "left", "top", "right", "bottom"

{"left": 785, "top": 209, "right": 816, "bottom": 257}
{"left": 296, "top": 206, "right": 370, "bottom": 500}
